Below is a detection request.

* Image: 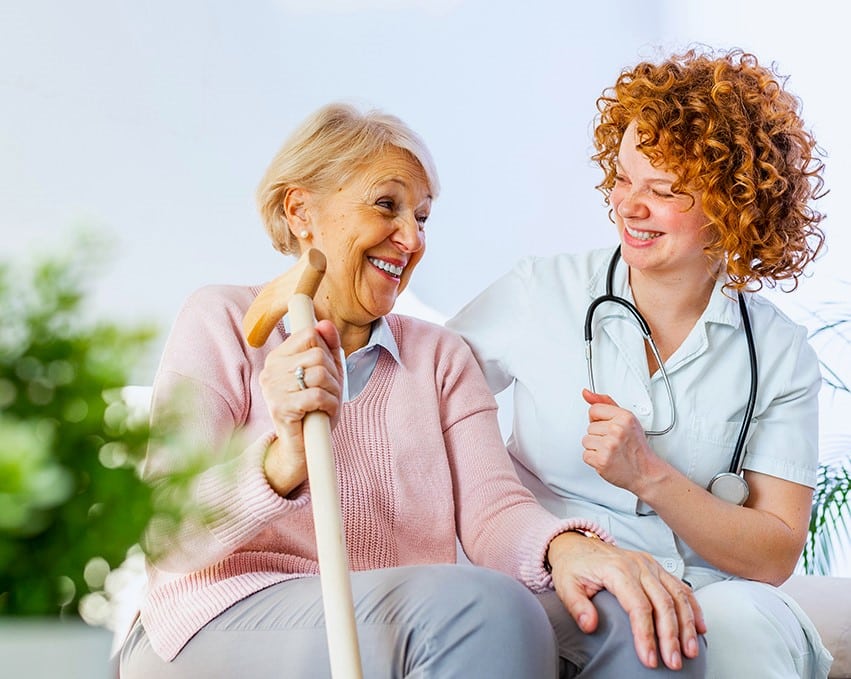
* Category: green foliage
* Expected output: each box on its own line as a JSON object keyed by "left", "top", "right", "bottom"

{"left": 0, "top": 236, "right": 158, "bottom": 618}
{"left": 799, "top": 295, "right": 851, "bottom": 575}
{"left": 802, "top": 456, "right": 851, "bottom": 575}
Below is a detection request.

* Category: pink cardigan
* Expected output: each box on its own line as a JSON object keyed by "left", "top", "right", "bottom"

{"left": 140, "top": 284, "right": 605, "bottom": 661}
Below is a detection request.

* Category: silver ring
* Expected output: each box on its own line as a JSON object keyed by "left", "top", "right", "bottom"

{"left": 294, "top": 365, "right": 307, "bottom": 391}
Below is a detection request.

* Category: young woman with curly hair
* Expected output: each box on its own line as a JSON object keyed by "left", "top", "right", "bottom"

{"left": 449, "top": 47, "right": 833, "bottom": 678}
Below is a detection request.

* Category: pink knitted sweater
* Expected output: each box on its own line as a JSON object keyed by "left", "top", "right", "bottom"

{"left": 140, "top": 284, "right": 602, "bottom": 661}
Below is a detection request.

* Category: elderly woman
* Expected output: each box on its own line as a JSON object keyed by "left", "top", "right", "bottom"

{"left": 119, "top": 103, "right": 704, "bottom": 678}
{"left": 449, "top": 48, "right": 834, "bottom": 678}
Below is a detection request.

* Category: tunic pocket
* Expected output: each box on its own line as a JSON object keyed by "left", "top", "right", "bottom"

{"left": 684, "top": 415, "right": 757, "bottom": 488}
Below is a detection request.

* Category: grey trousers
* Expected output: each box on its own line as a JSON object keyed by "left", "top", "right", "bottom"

{"left": 120, "top": 564, "right": 707, "bottom": 678}
{"left": 536, "top": 588, "right": 707, "bottom": 678}
{"left": 120, "top": 564, "right": 558, "bottom": 678}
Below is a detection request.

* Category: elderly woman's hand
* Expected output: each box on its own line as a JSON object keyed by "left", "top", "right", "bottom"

{"left": 259, "top": 319, "right": 343, "bottom": 496}
{"left": 547, "top": 532, "right": 706, "bottom": 671}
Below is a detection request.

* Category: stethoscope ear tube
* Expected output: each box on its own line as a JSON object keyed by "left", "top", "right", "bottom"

{"left": 586, "top": 247, "right": 758, "bottom": 505}
{"left": 729, "top": 292, "right": 758, "bottom": 475}
{"left": 583, "top": 294, "right": 658, "bottom": 400}
{"left": 584, "top": 251, "right": 676, "bottom": 437}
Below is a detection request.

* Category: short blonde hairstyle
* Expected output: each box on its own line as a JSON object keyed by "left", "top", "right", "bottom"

{"left": 257, "top": 102, "right": 440, "bottom": 255}
{"left": 593, "top": 47, "right": 826, "bottom": 291}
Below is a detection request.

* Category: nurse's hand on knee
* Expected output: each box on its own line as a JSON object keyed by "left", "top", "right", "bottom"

{"left": 547, "top": 533, "right": 705, "bottom": 670}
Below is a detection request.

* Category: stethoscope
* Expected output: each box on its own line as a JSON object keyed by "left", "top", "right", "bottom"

{"left": 583, "top": 246, "right": 758, "bottom": 505}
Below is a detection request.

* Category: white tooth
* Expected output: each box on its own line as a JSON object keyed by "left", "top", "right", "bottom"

{"left": 627, "top": 226, "right": 661, "bottom": 241}
{"left": 369, "top": 257, "right": 403, "bottom": 276}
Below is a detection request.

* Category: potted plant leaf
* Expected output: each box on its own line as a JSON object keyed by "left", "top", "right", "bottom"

{"left": 802, "top": 454, "right": 851, "bottom": 575}
{"left": 796, "top": 289, "right": 851, "bottom": 575}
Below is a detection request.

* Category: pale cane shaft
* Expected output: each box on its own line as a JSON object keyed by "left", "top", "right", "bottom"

{"left": 288, "top": 292, "right": 363, "bottom": 679}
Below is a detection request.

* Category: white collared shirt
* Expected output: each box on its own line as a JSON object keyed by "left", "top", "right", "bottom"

{"left": 341, "top": 316, "right": 401, "bottom": 401}
{"left": 282, "top": 315, "right": 400, "bottom": 401}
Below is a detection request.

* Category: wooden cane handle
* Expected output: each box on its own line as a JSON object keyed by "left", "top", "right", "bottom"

{"left": 242, "top": 248, "right": 327, "bottom": 347}
{"left": 294, "top": 249, "right": 326, "bottom": 298}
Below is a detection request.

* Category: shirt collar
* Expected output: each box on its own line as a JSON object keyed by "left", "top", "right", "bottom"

{"left": 283, "top": 312, "right": 401, "bottom": 364}
{"left": 702, "top": 276, "right": 743, "bottom": 329}
{"left": 347, "top": 315, "right": 401, "bottom": 365}
{"left": 589, "top": 247, "right": 744, "bottom": 329}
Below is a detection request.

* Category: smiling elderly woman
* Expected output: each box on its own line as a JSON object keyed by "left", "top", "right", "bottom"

{"left": 119, "top": 103, "right": 705, "bottom": 678}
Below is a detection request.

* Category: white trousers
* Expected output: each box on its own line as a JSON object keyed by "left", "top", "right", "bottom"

{"left": 695, "top": 579, "right": 830, "bottom": 678}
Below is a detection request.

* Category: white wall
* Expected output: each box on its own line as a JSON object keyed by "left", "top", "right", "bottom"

{"left": 4, "top": 1, "right": 847, "bottom": 357}
{"left": 3, "top": 0, "right": 848, "bottom": 571}
{"left": 2, "top": 0, "right": 665, "bottom": 373}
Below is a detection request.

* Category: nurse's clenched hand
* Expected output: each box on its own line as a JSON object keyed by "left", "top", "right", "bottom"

{"left": 580, "top": 388, "right": 669, "bottom": 494}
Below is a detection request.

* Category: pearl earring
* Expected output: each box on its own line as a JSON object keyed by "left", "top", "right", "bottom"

{"left": 299, "top": 230, "right": 309, "bottom": 239}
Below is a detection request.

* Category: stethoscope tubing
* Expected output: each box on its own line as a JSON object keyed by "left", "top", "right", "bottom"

{"left": 584, "top": 246, "right": 757, "bottom": 480}
{"left": 731, "top": 292, "right": 758, "bottom": 474}
{"left": 584, "top": 292, "right": 677, "bottom": 436}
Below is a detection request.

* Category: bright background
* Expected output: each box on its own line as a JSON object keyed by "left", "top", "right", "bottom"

{"left": 3, "top": 0, "right": 849, "bottom": 572}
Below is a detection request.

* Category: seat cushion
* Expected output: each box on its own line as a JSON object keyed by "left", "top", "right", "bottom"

{"left": 780, "top": 575, "right": 851, "bottom": 678}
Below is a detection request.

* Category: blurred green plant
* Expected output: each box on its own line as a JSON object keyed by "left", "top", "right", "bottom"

{"left": 797, "top": 291, "right": 851, "bottom": 575}
{"left": 802, "top": 456, "right": 851, "bottom": 575}
{"left": 0, "top": 234, "right": 158, "bottom": 618}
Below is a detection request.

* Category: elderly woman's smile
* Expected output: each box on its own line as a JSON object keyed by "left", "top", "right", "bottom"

{"left": 299, "top": 147, "right": 432, "bottom": 349}
{"left": 367, "top": 256, "right": 404, "bottom": 278}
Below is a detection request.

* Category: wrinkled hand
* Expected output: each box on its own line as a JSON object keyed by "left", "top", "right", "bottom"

{"left": 547, "top": 532, "right": 705, "bottom": 670}
{"left": 259, "top": 320, "right": 343, "bottom": 495}
{"left": 581, "top": 389, "right": 661, "bottom": 493}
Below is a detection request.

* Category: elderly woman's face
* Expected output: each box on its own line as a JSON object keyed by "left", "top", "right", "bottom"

{"left": 307, "top": 148, "right": 431, "bottom": 327}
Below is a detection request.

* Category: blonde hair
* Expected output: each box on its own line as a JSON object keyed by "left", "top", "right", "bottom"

{"left": 257, "top": 102, "right": 440, "bottom": 255}
{"left": 593, "top": 47, "right": 826, "bottom": 291}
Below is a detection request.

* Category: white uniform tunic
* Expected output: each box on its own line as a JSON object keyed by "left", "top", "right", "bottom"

{"left": 448, "top": 246, "right": 833, "bottom": 678}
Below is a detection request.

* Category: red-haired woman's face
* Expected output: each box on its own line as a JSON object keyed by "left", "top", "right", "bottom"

{"left": 611, "top": 121, "right": 712, "bottom": 280}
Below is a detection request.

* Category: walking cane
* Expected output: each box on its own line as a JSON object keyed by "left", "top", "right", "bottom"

{"left": 243, "top": 248, "right": 363, "bottom": 679}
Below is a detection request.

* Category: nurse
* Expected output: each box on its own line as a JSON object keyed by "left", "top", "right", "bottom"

{"left": 449, "top": 47, "right": 833, "bottom": 678}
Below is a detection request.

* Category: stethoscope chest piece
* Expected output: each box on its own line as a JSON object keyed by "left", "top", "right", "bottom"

{"left": 708, "top": 471, "right": 750, "bottom": 506}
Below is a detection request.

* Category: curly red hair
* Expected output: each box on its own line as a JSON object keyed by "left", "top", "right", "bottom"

{"left": 593, "top": 47, "right": 826, "bottom": 291}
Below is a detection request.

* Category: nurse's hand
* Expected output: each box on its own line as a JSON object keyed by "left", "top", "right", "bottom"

{"left": 547, "top": 531, "right": 706, "bottom": 670}
{"left": 581, "top": 389, "right": 665, "bottom": 493}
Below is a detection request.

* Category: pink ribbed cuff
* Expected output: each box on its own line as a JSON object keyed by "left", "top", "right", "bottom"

{"left": 530, "top": 517, "right": 615, "bottom": 591}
